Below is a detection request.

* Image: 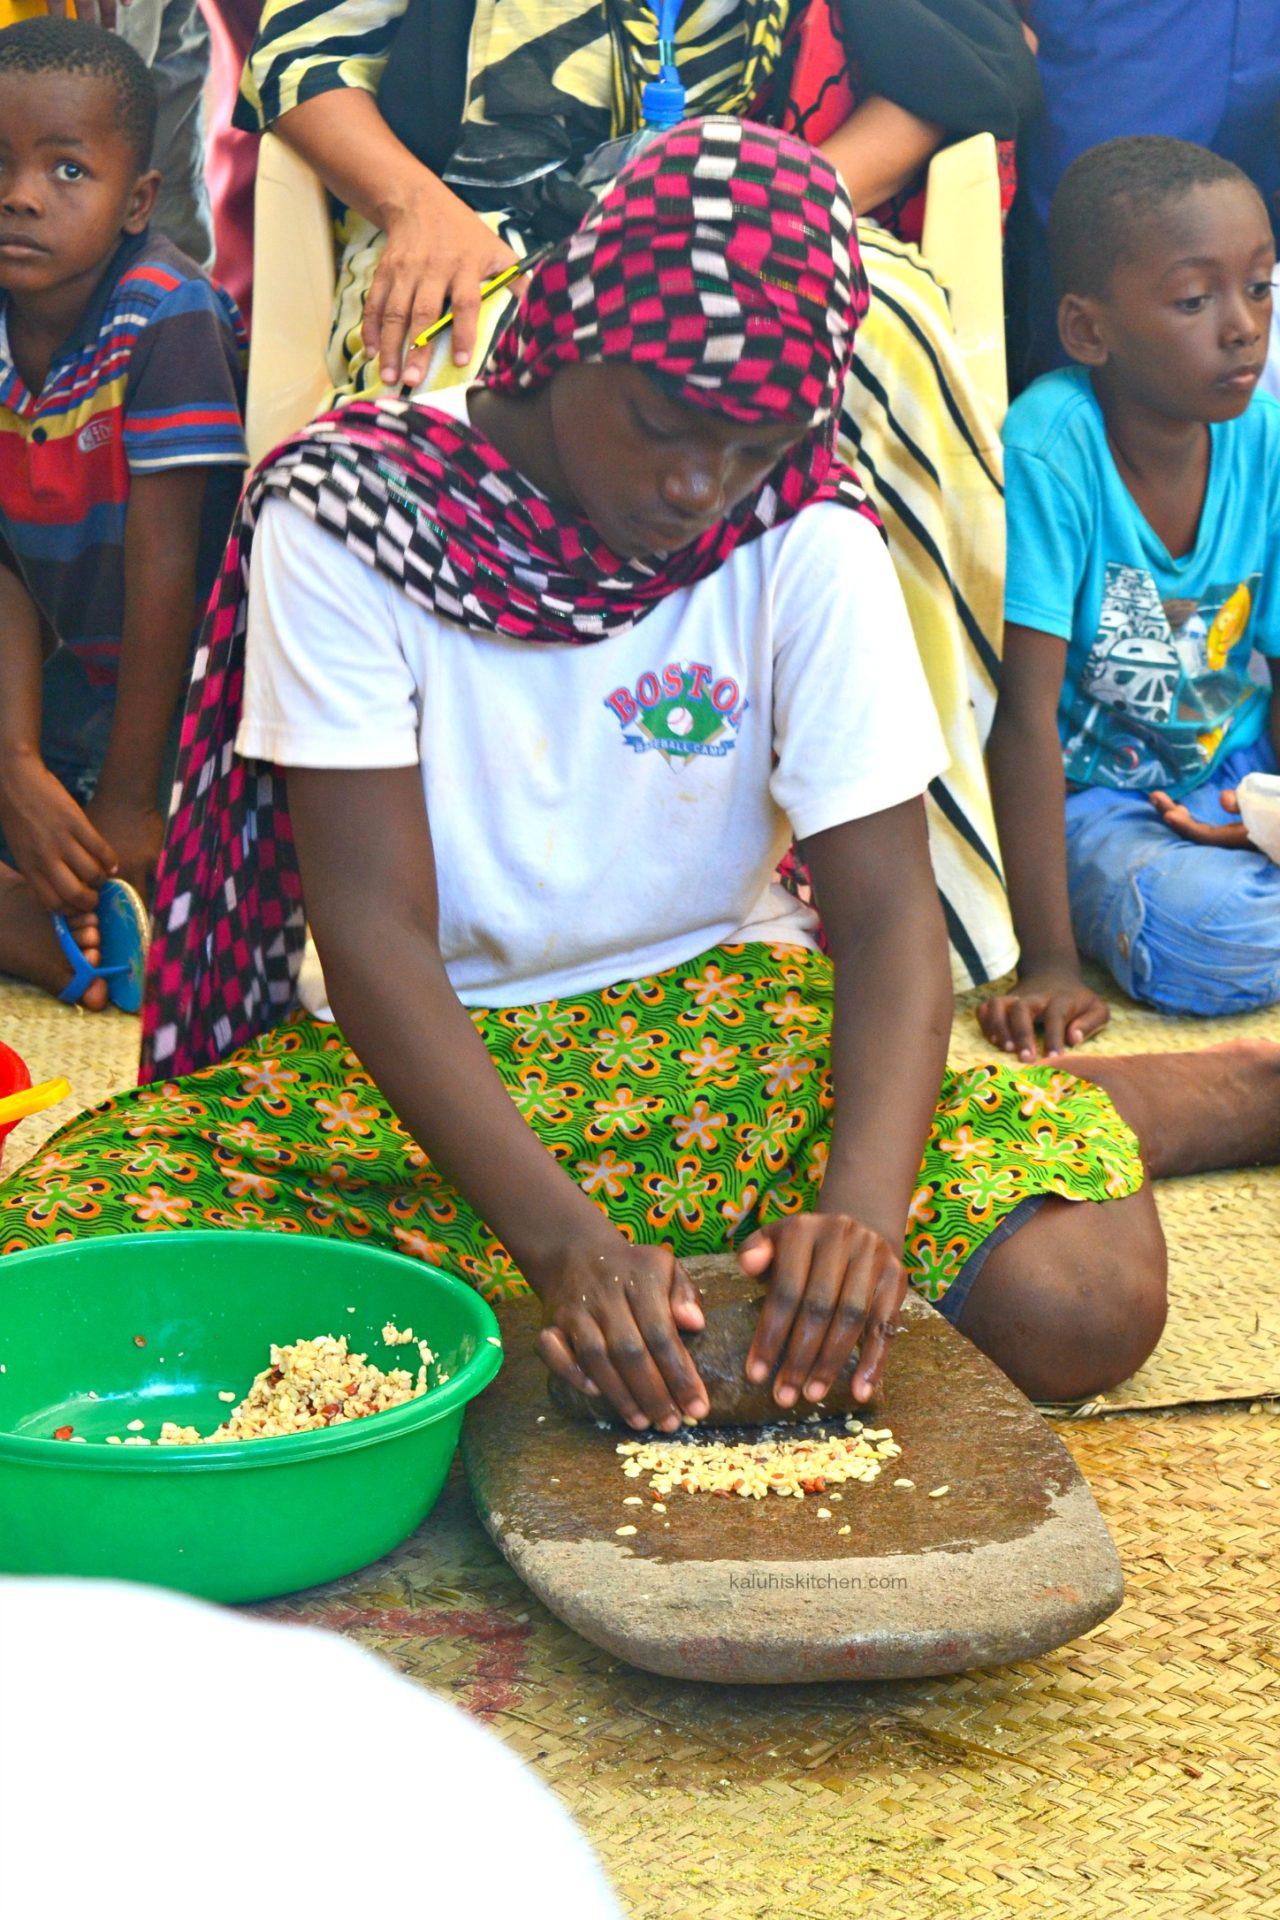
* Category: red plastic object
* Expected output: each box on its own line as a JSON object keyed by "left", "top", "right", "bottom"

{"left": 0, "top": 1039, "right": 32, "bottom": 1166}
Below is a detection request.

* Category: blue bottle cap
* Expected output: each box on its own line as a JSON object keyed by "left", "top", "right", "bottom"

{"left": 641, "top": 72, "right": 686, "bottom": 127}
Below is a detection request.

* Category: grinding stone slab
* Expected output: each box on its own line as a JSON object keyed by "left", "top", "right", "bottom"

{"left": 462, "top": 1257, "right": 1124, "bottom": 1684}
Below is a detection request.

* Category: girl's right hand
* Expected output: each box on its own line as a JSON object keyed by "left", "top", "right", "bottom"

{"left": 0, "top": 753, "right": 116, "bottom": 912}
{"left": 532, "top": 1232, "right": 711, "bottom": 1433}
{"left": 364, "top": 187, "right": 518, "bottom": 388}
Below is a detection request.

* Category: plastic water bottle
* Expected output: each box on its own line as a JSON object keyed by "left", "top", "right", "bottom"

{"left": 577, "top": 0, "right": 686, "bottom": 193}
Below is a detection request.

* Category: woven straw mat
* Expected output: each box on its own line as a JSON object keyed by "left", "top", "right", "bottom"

{"left": 261, "top": 1412, "right": 1280, "bottom": 1920}
{"left": 3, "top": 980, "right": 1280, "bottom": 1915}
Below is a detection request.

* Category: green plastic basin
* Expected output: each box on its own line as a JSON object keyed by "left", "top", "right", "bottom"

{"left": 0, "top": 1231, "right": 502, "bottom": 1602}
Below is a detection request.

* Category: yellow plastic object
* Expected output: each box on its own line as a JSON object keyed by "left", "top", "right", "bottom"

{"left": 245, "top": 131, "right": 337, "bottom": 467}
{"left": 0, "top": 1, "right": 53, "bottom": 25}
{"left": 921, "top": 133, "right": 1008, "bottom": 429}
{"left": 0, "top": 1077, "right": 71, "bottom": 1128}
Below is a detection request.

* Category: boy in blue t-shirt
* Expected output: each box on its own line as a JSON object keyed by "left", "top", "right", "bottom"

{"left": 982, "top": 136, "right": 1280, "bottom": 1055}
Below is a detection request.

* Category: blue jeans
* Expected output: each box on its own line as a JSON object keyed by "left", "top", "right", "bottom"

{"left": 1066, "top": 735, "right": 1280, "bottom": 1016}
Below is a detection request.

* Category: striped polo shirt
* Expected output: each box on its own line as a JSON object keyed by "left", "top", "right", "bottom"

{"left": 0, "top": 231, "right": 248, "bottom": 687}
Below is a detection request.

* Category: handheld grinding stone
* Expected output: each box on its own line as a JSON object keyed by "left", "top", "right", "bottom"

{"left": 547, "top": 1253, "right": 861, "bottom": 1428}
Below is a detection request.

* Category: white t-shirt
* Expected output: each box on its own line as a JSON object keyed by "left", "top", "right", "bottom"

{"left": 0, "top": 1578, "right": 622, "bottom": 1920}
{"left": 237, "top": 387, "right": 947, "bottom": 1010}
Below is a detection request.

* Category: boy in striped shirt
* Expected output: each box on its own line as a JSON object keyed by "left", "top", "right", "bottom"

{"left": 0, "top": 17, "right": 246, "bottom": 1008}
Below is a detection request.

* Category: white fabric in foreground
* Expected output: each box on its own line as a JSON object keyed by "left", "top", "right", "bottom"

{"left": 0, "top": 1575, "right": 622, "bottom": 1920}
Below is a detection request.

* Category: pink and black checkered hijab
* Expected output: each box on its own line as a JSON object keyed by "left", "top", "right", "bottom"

{"left": 141, "top": 116, "right": 878, "bottom": 1078}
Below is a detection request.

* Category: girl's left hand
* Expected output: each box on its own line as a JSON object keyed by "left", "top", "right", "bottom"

{"left": 740, "top": 1213, "right": 907, "bottom": 1411}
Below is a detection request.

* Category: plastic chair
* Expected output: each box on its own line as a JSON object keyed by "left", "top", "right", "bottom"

{"left": 244, "top": 126, "right": 1010, "bottom": 464}
{"left": 922, "top": 131, "right": 1009, "bottom": 427}
{"left": 245, "top": 131, "right": 336, "bottom": 467}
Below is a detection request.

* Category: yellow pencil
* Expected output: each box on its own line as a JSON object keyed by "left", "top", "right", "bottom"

{"left": 411, "top": 254, "right": 542, "bottom": 351}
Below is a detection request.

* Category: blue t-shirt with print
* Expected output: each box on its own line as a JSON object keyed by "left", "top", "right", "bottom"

{"left": 1003, "top": 366, "right": 1280, "bottom": 799}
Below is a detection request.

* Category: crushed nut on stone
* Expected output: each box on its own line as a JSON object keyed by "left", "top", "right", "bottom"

{"left": 615, "top": 1415, "right": 897, "bottom": 1501}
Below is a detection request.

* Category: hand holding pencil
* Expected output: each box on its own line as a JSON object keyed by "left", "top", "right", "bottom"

{"left": 410, "top": 255, "right": 539, "bottom": 357}
{"left": 361, "top": 189, "right": 519, "bottom": 388}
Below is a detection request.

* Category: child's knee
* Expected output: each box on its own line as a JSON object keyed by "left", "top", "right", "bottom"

{"left": 954, "top": 1193, "right": 1168, "bottom": 1402}
{"left": 1129, "top": 868, "right": 1280, "bottom": 1015}
{"left": 1073, "top": 829, "right": 1280, "bottom": 1015}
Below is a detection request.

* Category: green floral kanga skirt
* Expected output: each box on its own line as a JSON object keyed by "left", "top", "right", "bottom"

{"left": 0, "top": 945, "right": 1143, "bottom": 1316}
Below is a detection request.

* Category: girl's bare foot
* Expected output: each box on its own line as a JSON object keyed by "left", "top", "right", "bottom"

{"left": 0, "top": 866, "right": 109, "bottom": 1010}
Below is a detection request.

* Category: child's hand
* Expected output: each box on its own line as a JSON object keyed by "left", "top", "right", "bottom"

{"left": 977, "top": 968, "right": 1111, "bottom": 1060}
{"left": 0, "top": 753, "right": 116, "bottom": 912}
{"left": 741, "top": 1213, "right": 906, "bottom": 1410}
{"left": 533, "top": 1232, "right": 710, "bottom": 1432}
{"left": 1150, "top": 788, "right": 1254, "bottom": 851}
{"left": 87, "top": 790, "right": 164, "bottom": 904}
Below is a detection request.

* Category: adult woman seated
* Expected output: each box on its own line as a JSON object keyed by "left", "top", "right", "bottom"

{"left": 235, "top": 0, "right": 1042, "bottom": 993}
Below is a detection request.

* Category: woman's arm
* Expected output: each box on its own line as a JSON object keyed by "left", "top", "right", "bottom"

{"left": 807, "top": 800, "right": 952, "bottom": 1242}
{"left": 819, "top": 96, "right": 945, "bottom": 217}
{"left": 273, "top": 89, "right": 516, "bottom": 383}
{"left": 243, "top": 0, "right": 512, "bottom": 380}
{"left": 833, "top": 0, "right": 1042, "bottom": 141}
{"left": 286, "top": 761, "right": 710, "bottom": 1433}
{"left": 743, "top": 798, "right": 953, "bottom": 1407}
{"left": 979, "top": 623, "right": 1110, "bottom": 1057}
